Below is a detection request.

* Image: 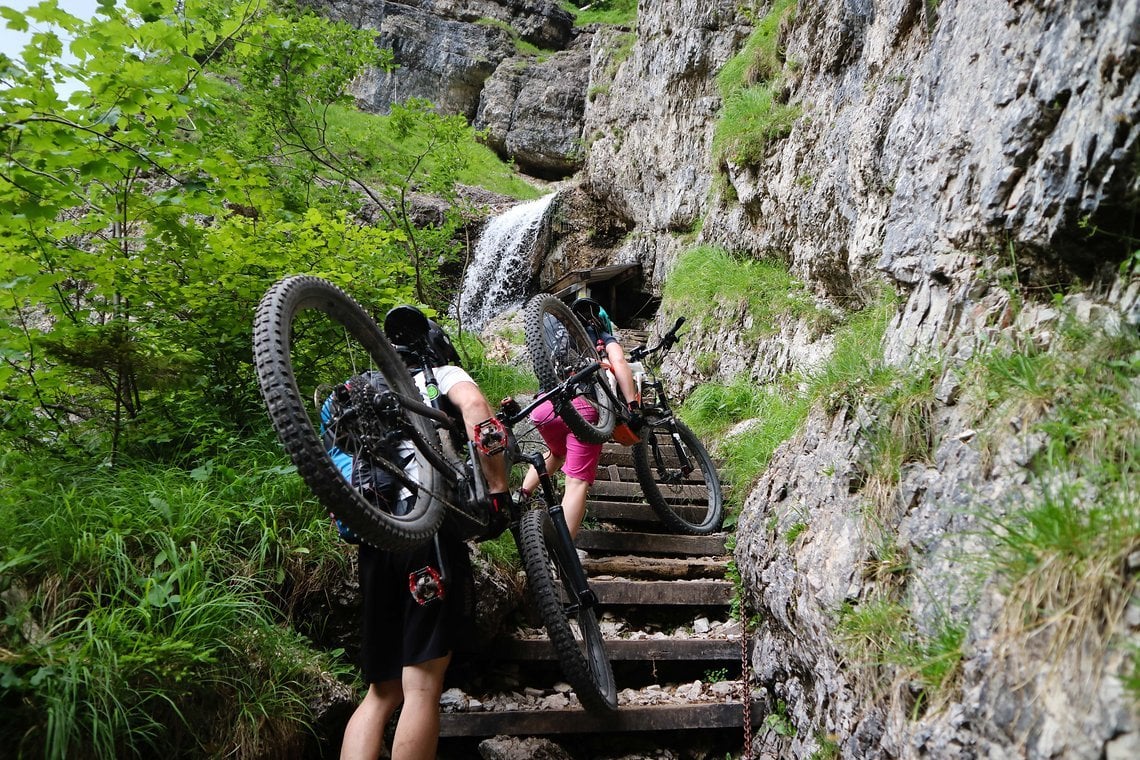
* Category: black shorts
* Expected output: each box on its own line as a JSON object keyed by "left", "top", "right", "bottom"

{"left": 357, "top": 534, "right": 473, "bottom": 684}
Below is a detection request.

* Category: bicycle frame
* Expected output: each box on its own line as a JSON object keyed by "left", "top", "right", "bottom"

{"left": 381, "top": 352, "right": 604, "bottom": 612}
{"left": 628, "top": 318, "right": 696, "bottom": 477}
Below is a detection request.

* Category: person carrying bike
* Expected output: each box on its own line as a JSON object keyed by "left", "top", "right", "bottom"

{"left": 516, "top": 296, "right": 635, "bottom": 542}
{"left": 384, "top": 305, "right": 513, "bottom": 531}
{"left": 570, "top": 296, "right": 640, "bottom": 422}
{"left": 516, "top": 392, "right": 604, "bottom": 542}
{"left": 340, "top": 306, "right": 511, "bottom": 760}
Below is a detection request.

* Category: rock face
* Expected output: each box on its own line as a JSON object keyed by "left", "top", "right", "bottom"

{"left": 474, "top": 36, "right": 591, "bottom": 178}
{"left": 563, "top": 1, "right": 1139, "bottom": 758}
{"left": 314, "top": 0, "right": 582, "bottom": 175}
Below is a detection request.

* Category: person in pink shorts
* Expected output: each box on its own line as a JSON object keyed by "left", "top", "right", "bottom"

{"left": 516, "top": 394, "right": 603, "bottom": 538}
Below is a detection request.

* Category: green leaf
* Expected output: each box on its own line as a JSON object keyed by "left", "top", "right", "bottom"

{"left": 0, "top": 6, "right": 28, "bottom": 32}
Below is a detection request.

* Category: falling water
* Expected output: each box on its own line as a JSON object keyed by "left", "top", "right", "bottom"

{"left": 453, "top": 191, "right": 559, "bottom": 331}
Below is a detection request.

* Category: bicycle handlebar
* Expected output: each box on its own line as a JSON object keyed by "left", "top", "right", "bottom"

{"left": 629, "top": 316, "right": 686, "bottom": 362}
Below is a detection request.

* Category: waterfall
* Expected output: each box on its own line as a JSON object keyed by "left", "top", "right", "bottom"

{"left": 453, "top": 191, "right": 559, "bottom": 332}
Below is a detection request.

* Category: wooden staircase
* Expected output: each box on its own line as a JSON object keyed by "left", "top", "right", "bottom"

{"left": 439, "top": 443, "right": 755, "bottom": 756}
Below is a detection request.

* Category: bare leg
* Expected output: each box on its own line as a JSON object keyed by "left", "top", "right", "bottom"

{"left": 605, "top": 342, "right": 637, "bottom": 405}
{"left": 390, "top": 655, "right": 451, "bottom": 760}
{"left": 341, "top": 680, "right": 403, "bottom": 760}
{"left": 561, "top": 475, "right": 591, "bottom": 537}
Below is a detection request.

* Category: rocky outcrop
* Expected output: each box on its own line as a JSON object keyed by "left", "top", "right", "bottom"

{"left": 474, "top": 37, "right": 592, "bottom": 178}
{"left": 534, "top": 0, "right": 1140, "bottom": 758}
{"left": 315, "top": 0, "right": 582, "bottom": 169}
{"left": 578, "top": 3, "right": 751, "bottom": 285}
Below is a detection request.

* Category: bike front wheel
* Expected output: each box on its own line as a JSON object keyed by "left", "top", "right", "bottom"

{"left": 518, "top": 509, "right": 617, "bottom": 712}
{"left": 632, "top": 417, "right": 724, "bottom": 535}
{"left": 253, "top": 275, "right": 446, "bottom": 551}
{"left": 523, "top": 294, "right": 616, "bottom": 444}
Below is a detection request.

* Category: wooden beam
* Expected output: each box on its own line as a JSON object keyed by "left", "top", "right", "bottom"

{"left": 439, "top": 701, "right": 761, "bottom": 737}
{"left": 468, "top": 637, "right": 742, "bottom": 662}
{"left": 575, "top": 530, "right": 728, "bottom": 556}
{"left": 592, "top": 579, "right": 734, "bottom": 606}
{"left": 582, "top": 554, "right": 729, "bottom": 579}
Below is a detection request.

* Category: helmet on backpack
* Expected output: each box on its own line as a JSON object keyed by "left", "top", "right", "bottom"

{"left": 383, "top": 305, "right": 462, "bottom": 368}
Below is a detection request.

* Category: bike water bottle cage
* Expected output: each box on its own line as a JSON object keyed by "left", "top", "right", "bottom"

{"left": 473, "top": 416, "right": 507, "bottom": 457}
{"left": 408, "top": 565, "right": 445, "bottom": 605}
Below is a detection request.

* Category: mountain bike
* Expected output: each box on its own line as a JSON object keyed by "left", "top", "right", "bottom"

{"left": 523, "top": 296, "right": 723, "bottom": 534}
{"left": 252, "top": 275, "right": 617, "bottom": 712}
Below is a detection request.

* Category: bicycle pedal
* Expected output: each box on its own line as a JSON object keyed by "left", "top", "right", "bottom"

{"left": 408, "top": 566, "right": 445, "bottom": 605}
{"left": 474, "top": 416, "right": 507, "bottom": 456}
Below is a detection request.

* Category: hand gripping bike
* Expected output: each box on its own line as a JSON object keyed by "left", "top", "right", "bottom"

{"left": 252, "top": 275, "right": 617, "bottom": 711}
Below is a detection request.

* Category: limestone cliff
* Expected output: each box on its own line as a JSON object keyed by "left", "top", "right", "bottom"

{"left": 580, "top": 1, "right": 1140, "bottom": 758}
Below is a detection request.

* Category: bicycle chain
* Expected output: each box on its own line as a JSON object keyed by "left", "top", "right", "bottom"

{"left": 741, "top": 590, "right": 753, "bottom": 758}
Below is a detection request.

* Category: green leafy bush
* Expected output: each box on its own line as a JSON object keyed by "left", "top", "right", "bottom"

{"left": 0, "top": 441, "right": 351, "bottom": 759}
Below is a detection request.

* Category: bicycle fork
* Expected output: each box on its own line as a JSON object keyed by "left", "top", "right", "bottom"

{"left": 521, "top": 451, "right": 598, "bottom": 612}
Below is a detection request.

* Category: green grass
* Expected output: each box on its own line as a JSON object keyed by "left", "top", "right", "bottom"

{"left": 477, "top": 529, "right": 522, "bottom": 570}
{"left": 713, "top": 84, "right": 802, "bottom": 166}
{"left": 562, "top": 0, "right": 637, "bottom": 27}
{"left": 324, "top": 103, "right": 542, "bottom": 200}
{"left": 716, "top": 0, "right": 797, "bottom": 95}
{"left": 964, "top": 313, "right": 1140, "bottom": 672}
{"left": 476, "top": 17, "right": 556, "bottom": 59}
{"left": 856, "top": 358, "right": 942, "bottom": 516}
{"left": 454, "top": 332, "right": 538, "bottom": 406}
{"left": 677, "top": 279, "right": 896, "bottom": 509}
{"left": 712, "top": 0, "right": 799, "bottom": 169}
{"left": 0, "top": 440, "right": 352, "bottom": 759}
{"left": 837, "top": 598, "right": 966, "bottom": 716}
{"left": 662, "top": 246, "right": 830, "bottom": 341}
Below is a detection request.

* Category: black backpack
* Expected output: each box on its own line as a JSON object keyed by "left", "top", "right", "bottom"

{"left": 384, "top": 305, "right": 462, "bottom": 368}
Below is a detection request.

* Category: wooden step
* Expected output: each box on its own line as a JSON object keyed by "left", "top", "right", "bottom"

{"left": 592, "top": 579, "right": 734, "bottom": 606}
{"left": 597, "top": 463, "right": 638, "bottom": 482}
{"left": 439, "top": 700, "right": 760, "bottom": 737}
{"left": 575, "top": 529, "right": 728, "bottom": 556}
{"left": 469, "top": 636, "right": 742, "bottom": 662}
{"left": 591, "top": 479, "right": 711, "bottom": 501}
{"left": 588, "top": 500, "right": 714, "bottom": 525}
{"left": 582, "top": 554, "right": 729, "bottom": 579}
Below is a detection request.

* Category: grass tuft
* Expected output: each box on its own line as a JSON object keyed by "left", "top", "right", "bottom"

{"left": 712, "top": 0, "right": 799, "bottom": 169}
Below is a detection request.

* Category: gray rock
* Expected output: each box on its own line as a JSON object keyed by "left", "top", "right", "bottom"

{"left": 478, "top": 735, "right": 575, "bottom": 760}
{"left": 474, "top": 39, "right": 591, "bottom": 178}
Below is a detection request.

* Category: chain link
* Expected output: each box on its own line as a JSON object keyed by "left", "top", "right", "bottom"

{"left": 741, "top": 597, "right": 752, "bottom": 759}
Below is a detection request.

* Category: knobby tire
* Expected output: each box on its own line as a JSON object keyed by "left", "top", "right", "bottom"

{"left": 518, "top": 509, "right": 617, "bottom": 712}
{"left": 523, "top": 294, "right": 616, "bottom": 444}
{"left": 252, "top": 275, "right": 445, "bottom": 551}
{"left": 631, "top": 417, "right": 724, "bottom": 535}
